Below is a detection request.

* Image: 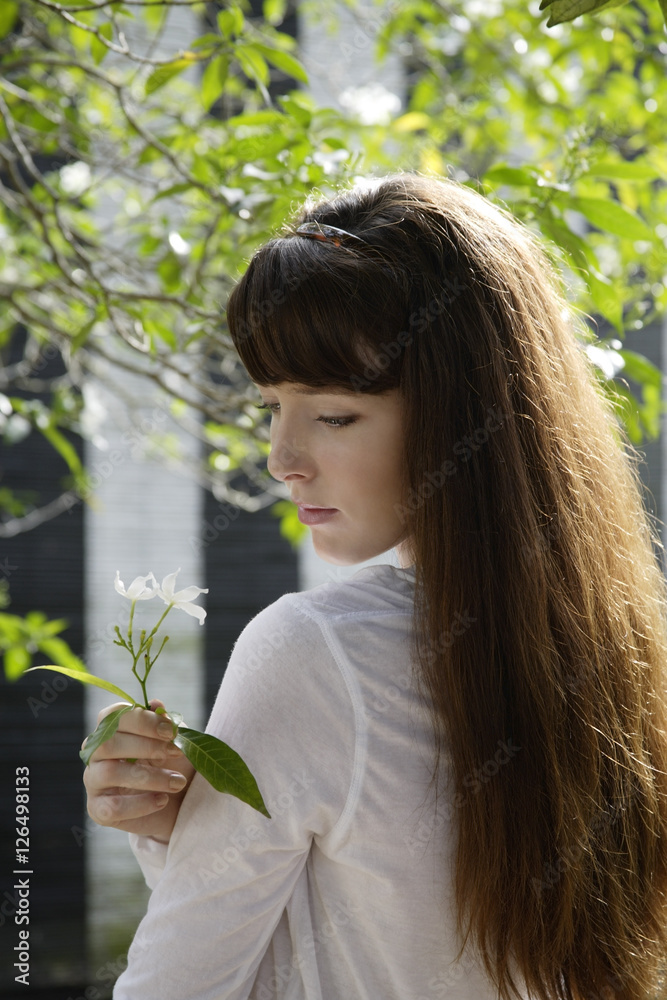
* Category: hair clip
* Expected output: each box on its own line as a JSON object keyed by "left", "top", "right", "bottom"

{"left": 294, "top": 222, "right": 365, "bottom": 247}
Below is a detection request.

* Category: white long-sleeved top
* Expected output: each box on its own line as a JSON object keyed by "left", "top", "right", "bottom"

{"left": 114, "top": 562, "right": 516, "bottom": 999}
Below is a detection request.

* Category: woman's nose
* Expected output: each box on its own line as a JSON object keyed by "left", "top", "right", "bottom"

{"left": 267, "top": 426, "right": 310, "bottom": 482}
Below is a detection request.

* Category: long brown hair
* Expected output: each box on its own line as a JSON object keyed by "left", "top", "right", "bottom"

{"left": 226, "top": 173, "right": 667, "bottom": 1000}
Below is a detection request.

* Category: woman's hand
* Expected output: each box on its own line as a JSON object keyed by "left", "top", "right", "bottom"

{"left": 83, "top": 699, "right": 195, "bottom": 843}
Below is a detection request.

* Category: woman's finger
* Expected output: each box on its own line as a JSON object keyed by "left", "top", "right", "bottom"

{"left": 87, "top": 789, "right": 171, "bottom": 828}
{"left": 83, "top": 702, "right": 179, "bottom": 753}
{"left": 96, "top": 702, "right": 177, "bottom": 739}
{"left": 85, "top": 757, "right": 189, "bottom": 796}
{"left": 87, "top": 731, "right": 183, "bottom": 765}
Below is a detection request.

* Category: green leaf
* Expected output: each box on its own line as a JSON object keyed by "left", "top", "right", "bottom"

{"left": 586, "top": 269, "right": 623, "bottom": 333}
{"left": 540, "top": 0, "right": 629, "bottom": 25}
{"left": 271, "top": 499, "right": 307, "bottom": 548}
{"left": 201, "top": 54, "right": 229, "bottom": 111}
{"left": 263, "top": 0, "right": 287, "bottom": 25}
{"left": 152, "top": 182, "right": 192, "bottom": 203}
{"left": 145, "top": 58, "right": 195, "bottom": 98}
{"left": 38, "top": 637, "right": 87, "bottom": 673}
{"left": 591, "top": 159, "right": 660, "bottom": 181}
{"left": 4, "top": 646, "right": 31, "bottom": 681}
{"left": 0, "top": 1, "right": 19, "bottom": 40}
{"left": 80, "top": 705, "right": 135, "bottom": 766}
{"left": 482, "top": 165, "right": 538, "bottom": 188}
{"left": 236, "top": 45, "right": 270, "bottom": 87}
{"left": 617, "top": 350, "right": 662, "bottom": 388}
{"left": 572, "top": 198, "right": 652, "bottom": 241}
{"left": 70, "top": 316, "right": 97, "bottom": 355}
{"left": 392, "top": 112, "right": 432, "bottom": 132}
{"left": 277, "top": 95, "right": 312, "bottom": 128}
{"left": 638, "top": 382, "right": 664, "bottom": 439}
{"left": 191, "top": 32, "right": 224, "bottom": 50}
{"left": 25, "top": 665, "right": 136, "bottom": 703}
{"left": 217, "top": 7, "right": 244, "bottom": 39}
{"left": 174, "top": 727, "right": 271, "bottom": 818}
{"left": 38, "top": 423, "right": 84, "bottom": 479}
{"left": 252, "top": 44, "right": 308, "bottom": 85}
{"left": 91, "top": 23, "right": 113, "bottom": 65}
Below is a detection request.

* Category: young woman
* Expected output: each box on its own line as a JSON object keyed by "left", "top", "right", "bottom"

{"left": 84, "top": 173, "right": 667, "bottom": 1000}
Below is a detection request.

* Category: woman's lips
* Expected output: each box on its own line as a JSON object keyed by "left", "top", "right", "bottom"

{"left": 296, "top": 505, "right": 339, "bottom": 526}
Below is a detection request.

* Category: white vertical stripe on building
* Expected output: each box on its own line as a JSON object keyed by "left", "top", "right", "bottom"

{"left": 83, "top": 376, "right": 204, "bottom": 967}
{"left": 82, "top": 4, "right": 204, "bottom": 968}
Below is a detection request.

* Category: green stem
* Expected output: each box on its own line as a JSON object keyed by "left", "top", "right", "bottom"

{"left": 131, "top": 652, "right": 149, "bottom": 708}
{"left": 144, "top": 634, "right": 169, "bottom": 687}
{"left": 128, "top": 603, "right": 174, "bottom": 709}
{"left": 127, "top": 599, "right": 137, "bottom": 657}
{"left": 146, "top": 602, "right": 174, "bottom": 642}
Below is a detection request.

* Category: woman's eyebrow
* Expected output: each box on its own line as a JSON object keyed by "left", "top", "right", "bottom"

{"left": 254, "top": 383, "right": 356, "bottom": 397}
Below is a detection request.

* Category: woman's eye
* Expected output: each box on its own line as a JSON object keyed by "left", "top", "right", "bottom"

{"left": 317, "top": 416, "right": 358, "bottom": 429}
{"left": 257, "top": 403, "right": 357, "bottom": 430}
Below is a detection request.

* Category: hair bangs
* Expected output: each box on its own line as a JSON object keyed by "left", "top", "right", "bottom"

{"left": 226, "top": 235, "right": 409, "bottom": 393}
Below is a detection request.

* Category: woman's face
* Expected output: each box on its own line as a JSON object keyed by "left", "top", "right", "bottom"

{"left": 257, "top": 382, "right": 412, "bottom": 566}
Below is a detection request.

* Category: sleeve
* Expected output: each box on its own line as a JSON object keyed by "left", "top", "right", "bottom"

{"left": 112, "top": 595, "right": 357, "bottom": 1000}
{"left": 128, "top": 833, "right": 169, "bottom": 890}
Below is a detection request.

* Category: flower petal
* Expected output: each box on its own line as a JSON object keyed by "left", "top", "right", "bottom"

{"left": 114, "top": 570, "right": 127, "bottom": 597}
{"left": 158, "top": 569, "right": 181, "bottom": 604}
{"left": 174, "top": 602, "right": 207, "bottom": 625}
{"left": 126, "top": 572, "right": 159, "bottom": 600}
{"left": 170, "top": 585, "right": 209, "bottom": 604}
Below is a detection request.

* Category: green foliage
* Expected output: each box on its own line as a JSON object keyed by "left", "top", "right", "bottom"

{"left": 79, "top": 704, "right": 135, "bottom": 766}
{"left": 271, "top": 500, "right": 308, "bottom": 547}
{"left": 26, "top": 663, "right": 134, "bottom": 700}
{"left": 540, "top": 0, "right": 666, "bottom": 28}
{"left": 174, "top": 727, "right": 271, "bottom": 818}
{"left": 1, "top": 612, "right": 86, "bottom": 679}
{"left": 0, "top": 0, "right": 665, "bottom": 588}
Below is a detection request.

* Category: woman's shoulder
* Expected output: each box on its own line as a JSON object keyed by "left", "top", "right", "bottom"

{"left": 282, "top": 561, "right": 416, "bottom": 621}
{"left": 227, "top": 561, "right": 415, "bottom": 684}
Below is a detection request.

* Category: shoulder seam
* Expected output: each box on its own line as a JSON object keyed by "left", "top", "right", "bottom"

{"left": 288, "top": 601, "right": 367, "bottom": 843}
{"left": 285, "top": 594, "right": 412, "bottom": 625}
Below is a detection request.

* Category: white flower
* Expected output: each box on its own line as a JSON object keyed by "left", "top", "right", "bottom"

{"left": 156, "top": 569, "right": 208, "bottom": 625}
{"left": 114, "top": 571, "right": 159, "bottom": 601}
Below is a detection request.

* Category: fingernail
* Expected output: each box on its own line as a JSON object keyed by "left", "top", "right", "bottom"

{"left": 169, "top": 773, "right": 186, "bottom": 790}
{"left": 157, "top": 722, "right": 174, "bottom": 738}
{"left": 155, "top": 794, "right": 169, "bottom": 807}
{"left": 167, "top": 744, "right": 182, "bottom": 756}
